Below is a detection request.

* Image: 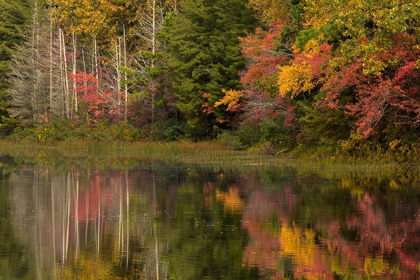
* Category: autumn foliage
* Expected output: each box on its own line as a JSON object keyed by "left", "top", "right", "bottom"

{"left": 4, "top": 0, "right": 420, "bottom": 150}
{"left": 211, "top": 0, "right": 420, "bottom": 149}
{"left": 70, "top": 72, "right": 119, "bottom": 122}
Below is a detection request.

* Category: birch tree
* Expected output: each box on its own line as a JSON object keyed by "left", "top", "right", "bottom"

{"left": 134, "top": 0, "right": 166, "bottom": 125}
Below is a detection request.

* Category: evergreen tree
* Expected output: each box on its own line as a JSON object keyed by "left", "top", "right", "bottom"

{"left": 0, "top": 0, "right": 30, "bottom": 133}
{"left": 162, "top": 0, "right": 256, "bottom": 138}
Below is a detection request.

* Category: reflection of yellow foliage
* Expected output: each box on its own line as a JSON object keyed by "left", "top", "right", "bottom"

{"left": 364, "top": 256, "right": 389, "bottom": 277}
{"left": 280, "top": 223, "right": 316, "bottom": 268}
{"left": 57, "top": 254, "right": 112, "bottom": 279}
{"left": 340, "top": 178, "right": 364, "bottom": 198}
{"left": 214, "top": 89, "right": 243, "bottom": 112}
{"left": 278, "top": 62, "right": 314, "bottom": 98}
{"left": 216, "top": 188, "right": 244, "bottom": 214}
{"left": 331, "top": 256, "right": 345, "bottom": 276}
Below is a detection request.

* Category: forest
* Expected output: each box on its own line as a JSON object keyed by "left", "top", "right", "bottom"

{"left": 1, "top": 0, "right": 420, "bottom": 160}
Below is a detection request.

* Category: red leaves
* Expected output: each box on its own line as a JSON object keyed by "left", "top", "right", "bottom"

{"left": 319, "top": 33, "right": 420, "bottom": 137}
{"left": 237, "top": 20, "right": 296, "bottom": 124}
{"left": 70, "top": 71, "right": 117, "bottom": 122}
{"left": 346, "top": 75, "right": 420, "bottom": 138}
{"left": 202, "top": 93, "right": 214, "bottom": 114}
{"left": 240, "top": 20, "right": 287, "bottom": 92}
{"left": 348, "top": 79, "right": 399, "bottom": 137}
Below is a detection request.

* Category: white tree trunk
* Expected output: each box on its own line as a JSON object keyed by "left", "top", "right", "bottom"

{"left": 72, "top": 32, "right": 78, "bottom": 115}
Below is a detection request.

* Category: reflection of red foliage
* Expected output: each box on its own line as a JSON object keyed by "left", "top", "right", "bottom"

{"left": 241, "top": 186, "right": 420, "bottom": 279}
{"left": 241, "top": 187, "right": 298, "bottom": 273}
{"left": 73, "top": 171, "right": 125, "bottom": 222}
{"left": 325, "top": 193, "right": 420, "bottom": 278}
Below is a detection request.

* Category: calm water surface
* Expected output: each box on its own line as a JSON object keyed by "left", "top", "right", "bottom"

{"left": 1, "top": 158, "right": 420, "bottom": 279}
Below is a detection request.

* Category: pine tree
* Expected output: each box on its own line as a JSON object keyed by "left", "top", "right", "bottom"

{"left": 162, "top": 0, "right": 257, "bottom": 138}
{"left": 0, "top": 0, "right": 30, "bottom": 133}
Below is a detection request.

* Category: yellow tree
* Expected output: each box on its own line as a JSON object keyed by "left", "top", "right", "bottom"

{"left": 303, "top": 0, "right": 420, "bottom": 75}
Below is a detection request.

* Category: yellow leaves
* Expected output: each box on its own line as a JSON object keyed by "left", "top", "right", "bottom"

{"left": 54, "top": 0, "right": 122, "bottom": 36}
{"left": 214, "top": 89, "right": 243, "bottom": 112}
{"left": 364, "top": 256, "right": 390, "bottom": 277}
{"left": 303, "top": 39, "right": 320, "bottom": 54}
{"left": 278, "top": 61, "right": 314, "bottom": 98}
{"left": 247, "top": 0, "right": 292, "bottom": 23}
{"left": 389, "top": 139, "right": 400, "bottom": 150}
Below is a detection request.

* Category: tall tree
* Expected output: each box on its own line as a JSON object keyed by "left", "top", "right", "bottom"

{"left": 162, "top": 0, "right": 257, "bottom": 138}
{"left": 0, "top": 0, "right": 30, "bottom": 133}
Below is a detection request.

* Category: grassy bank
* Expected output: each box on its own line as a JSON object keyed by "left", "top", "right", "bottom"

{"left": 0, "top": 140, "right": 413, "bottom": 177}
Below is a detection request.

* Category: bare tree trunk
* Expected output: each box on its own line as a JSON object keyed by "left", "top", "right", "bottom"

{"left": 72, "top": 32, "right": 78, "bottom": 115}
{"left": 151, "top": 0, "right": 156, "bottom": 125}
{"left": 123, "top": 27, "right": 128, "bottom": 120}
{"left": 93, "top": 37, "right": 99, "bottom": 92}
{"left": 49, "top": 0, "right": 53, "bottom": 120}
{"left": 31, "top": 1, "right": 39, "bottom": 122}
{"left": 136, "top": 0, "right": 164, "bottom": 126}
{"left": 59, "top": 29, "right": 65, "bottom": 117}
{"left": 62, "top": 31, "right": 70, "bottom": 119}
{"left": 115, "top": 38, "right": 121, "bottom": 107}
{"left": 81, "top": 48, "right": 89, "bottom": 121}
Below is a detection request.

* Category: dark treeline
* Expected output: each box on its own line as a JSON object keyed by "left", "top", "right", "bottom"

{"left": 1, "top": 0, "right": 420, "bottom": 160}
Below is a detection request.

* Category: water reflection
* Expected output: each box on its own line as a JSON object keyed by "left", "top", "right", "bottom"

{"left": 1, "top": 159, "right": 420, "bottom": 279}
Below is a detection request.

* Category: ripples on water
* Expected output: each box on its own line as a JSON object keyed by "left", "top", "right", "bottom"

{"left": 0, "top": 158, "right": 420, "bottom": 279}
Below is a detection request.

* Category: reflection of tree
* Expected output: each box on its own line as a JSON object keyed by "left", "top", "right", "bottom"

{"left": 216, "top": 187, "right": 244, "bottom": 214}
{"left": 240, "top": 175, "right": 420, "bottom": 279}
{"left": 326, "top": 192, "right": 420, "bottom": 279}
{"left": 8, "top": 164, "right": 173, "bottom": 279}
{"left": 166, "top": 171, "right": 258, "bottom": 279}
{"left": 0, "top": 166, "right": 34, "bottom": 279}
{"left": 4, "top": 160, "right": 420, "bottom": 279}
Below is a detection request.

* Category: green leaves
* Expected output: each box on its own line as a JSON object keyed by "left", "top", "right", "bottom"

{"left": 0, "top": 0, "right": 30, "bottom": 133}
{"left": 162, "top": 0, "right": 257, "bottom": 137}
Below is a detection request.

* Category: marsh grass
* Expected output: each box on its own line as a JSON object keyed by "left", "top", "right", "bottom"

{"left": 0, "top": 140, "right": 415, "bottom": 178}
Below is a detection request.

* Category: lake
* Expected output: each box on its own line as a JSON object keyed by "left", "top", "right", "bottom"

{"left": 0, "top": 155, "right": 419, "bottom": 279}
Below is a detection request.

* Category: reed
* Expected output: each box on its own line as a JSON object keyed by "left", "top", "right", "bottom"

{"left": 0, "top": 140, "right": 415, "bottom": 178}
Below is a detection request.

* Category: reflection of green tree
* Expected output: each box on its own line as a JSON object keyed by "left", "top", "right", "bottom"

{"left": 167, "top": 174, "right": 260, "bottom": 279}
{"left": 292, "top": 176, "right": 358, "bottom": 225}
{"left": 0, "top": 176, "right": 34, "bottom": 279}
